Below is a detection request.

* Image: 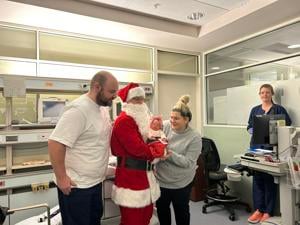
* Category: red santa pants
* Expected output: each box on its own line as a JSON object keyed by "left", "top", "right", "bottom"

{"left": 119, "top": 203, "right": 153, "bottom": 225}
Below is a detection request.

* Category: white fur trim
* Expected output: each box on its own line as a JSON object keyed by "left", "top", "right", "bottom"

{"left": 126, "top": 87, "right": 145, "bottom": 102}
{"left": 111, "top": 171, "right": 160, "bottom": 208}
{"left": 122, "top": 103, "right": 150, "bottom": 141}
{"left": 147, "top": 171, "right": 161, "bottom": 201}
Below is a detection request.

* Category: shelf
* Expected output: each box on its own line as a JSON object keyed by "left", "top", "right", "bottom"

{"left": 0, "top": 140, "right": 48, "bottom": 145}
{"left": 0, "top": 129, "right": 52, "bottom": 145}
{"left": 12, "top": 124, "right": 56, "bottom": 129}
{"left": 0, "top": 170, "right": 54, "bottom": 190}
{"left": 240, "top": 158, "right": 287, "bottom": 175}
{"left": 12, "top": 161, "right": 51, "bottom": 170}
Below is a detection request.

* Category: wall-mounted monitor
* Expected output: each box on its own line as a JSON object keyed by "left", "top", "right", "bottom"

{"left": 38, "top": 98, "right": 67, "bottom": 124}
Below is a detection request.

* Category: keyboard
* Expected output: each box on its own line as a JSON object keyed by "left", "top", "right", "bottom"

{"left": 228, "top": 163, "right": 247, "bottom": 171}
{"left": 240, "top": 155, "right": 260, "bottom": 162}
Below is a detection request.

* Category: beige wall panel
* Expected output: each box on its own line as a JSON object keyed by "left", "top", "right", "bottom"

{"left": 158, "top": 74, "right": 197, "bottom": 129}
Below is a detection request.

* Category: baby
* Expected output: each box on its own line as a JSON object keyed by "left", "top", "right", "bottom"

{"left": 148, "top": 116, "right": 167, "bottom": 144}
{"left": 148, "top": 116, "right": 168, "bottom": 163}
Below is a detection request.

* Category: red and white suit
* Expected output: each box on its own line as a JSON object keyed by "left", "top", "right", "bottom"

{"left": 111, "top": 111, "right": 163, "bottom": 225}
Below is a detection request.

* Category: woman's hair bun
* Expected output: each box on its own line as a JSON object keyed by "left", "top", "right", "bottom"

{"left": 178, "top": 95, "right": 190, "bottom": 105}
{"left": 172, "top": 95, "right": 192, "bottom": 121}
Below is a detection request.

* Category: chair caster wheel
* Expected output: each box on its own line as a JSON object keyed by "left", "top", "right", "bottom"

{"left": 229, "top": 215, "right": 235, "bottom": 221}
{"left": 202, "top": 207, "right": 207, "bottom": 214}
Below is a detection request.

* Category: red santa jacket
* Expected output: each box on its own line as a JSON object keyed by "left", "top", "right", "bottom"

{"left": 110, "top": 111, "right": 161, "bottom": 208}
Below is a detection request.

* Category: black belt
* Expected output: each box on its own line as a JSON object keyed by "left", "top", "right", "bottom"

{"left": 117, "top": 156, "right": 154, "bottom": 171}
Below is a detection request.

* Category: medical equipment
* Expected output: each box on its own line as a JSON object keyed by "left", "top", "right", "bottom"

{"left": 0, "top": 203, "right": 50, "bottom": 225}
{"left": 38, "top": 98, "right": 67, "bottom": 124}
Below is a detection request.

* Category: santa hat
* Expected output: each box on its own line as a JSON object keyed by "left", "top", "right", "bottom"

{"left": 118, "top": 82, "right": 145, "bottom": 102}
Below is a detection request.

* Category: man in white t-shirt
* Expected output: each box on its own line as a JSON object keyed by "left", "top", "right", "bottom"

{"left": 48, "top": 71, "right": 118, "bottom": 225}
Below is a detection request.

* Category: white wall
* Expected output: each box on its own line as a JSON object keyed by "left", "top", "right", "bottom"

{"left": 158, "top": 74, "right": 198, "bottom": 130}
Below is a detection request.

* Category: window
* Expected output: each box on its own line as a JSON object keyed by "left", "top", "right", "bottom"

{"left": 0, "top": 26, "right": 36, "bottom": 59}
{"left": 39, "top": 63, "right": 152, "bottom": 83}
{"left": 39, "top": 33, "right": 152, "bottom": 70}
{"left": 0, "top": 25, "right": 154, "bottom": 80}
{"left": 0, "top": 59, "right": 36, "bottom": 76}
{"left": 206, "top": 22, "right": 300, "bottom": 74}
{"left": 206, "top": 56, "right": 300, "bottom": 126}
{"left": 205, "top": 21, "right": 300, "bottom": 126}
{"left": 158, "top": 51, "right": 198, "bottom": 74}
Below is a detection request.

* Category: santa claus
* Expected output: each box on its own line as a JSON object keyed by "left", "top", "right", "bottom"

{"left": 111, "top": 82, "right": 166, "bottom": 225}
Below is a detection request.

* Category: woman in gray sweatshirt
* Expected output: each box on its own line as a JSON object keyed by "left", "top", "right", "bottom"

{"left": 155, "top": 95, "right": 202, "bottom": 225}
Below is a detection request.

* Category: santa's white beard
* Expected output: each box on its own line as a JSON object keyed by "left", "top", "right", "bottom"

{"left": 122, "top": 103, "right": 150, "bottom": 141}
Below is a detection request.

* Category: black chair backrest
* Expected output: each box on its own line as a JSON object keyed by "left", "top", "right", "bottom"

{"left": 201, "top": 137, "right": 221, "bottom": 172}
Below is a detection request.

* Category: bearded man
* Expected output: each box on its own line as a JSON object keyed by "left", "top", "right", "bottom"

{"left": 48, "top": 71, "right": 119, "bottom": 225}
{"left": 111, "top": 83, "right": 166, "bottom": 225}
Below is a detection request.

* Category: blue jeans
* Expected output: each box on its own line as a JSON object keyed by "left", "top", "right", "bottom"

{"left": 57, "top": 183, "right": 103, "bottom": 225}
{"left": 253, "top": 171, "right": 277, "bottom": 215}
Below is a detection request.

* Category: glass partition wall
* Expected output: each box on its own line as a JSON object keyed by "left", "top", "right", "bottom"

{"left": 0, "top": 25, "right": 153, "bottom": 83}
{"left": 0, "top": 24, "right": 201, "bottom": 127}
{"left": 204, "top": 21, "right": 300, "bottom": 127}
{"left": 206, "top": 22, "right": 300, "bottom": 74}
{"left": 0, "top": 25, "right": 201, "bottom": 85}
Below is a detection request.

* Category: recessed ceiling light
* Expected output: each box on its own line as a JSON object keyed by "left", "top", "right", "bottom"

{"left": 288, "top": 44, "right": 300, "bottom": 49}
{"left": 187, "top": 12, "right": 204, "bottom": 20}
{"left": 154, "top": 3, "right": 161, "bottom": 9}
{"left": 211, "top": 67, "right": 220, "bottom": 70}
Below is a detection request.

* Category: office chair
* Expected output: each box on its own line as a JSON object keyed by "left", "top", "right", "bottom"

{"left": 201, "top": 137, "right": 251, "bottom": 221}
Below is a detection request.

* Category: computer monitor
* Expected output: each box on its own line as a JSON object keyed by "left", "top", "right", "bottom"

{"left": 252, "top": 114, "right": 286, "bottom": 146}
{"left": 38, "top": 98, "right": 67, "bottom": 124}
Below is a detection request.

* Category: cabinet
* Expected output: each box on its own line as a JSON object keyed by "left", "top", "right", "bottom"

{"left": 190, "top": 155, "right": 207, "bottom": 202}
{"left": 102, "top": 177, "right": 120, "bottom": 220}
{"left": 0, "top": 129, "right": 52, "bottom": 174}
